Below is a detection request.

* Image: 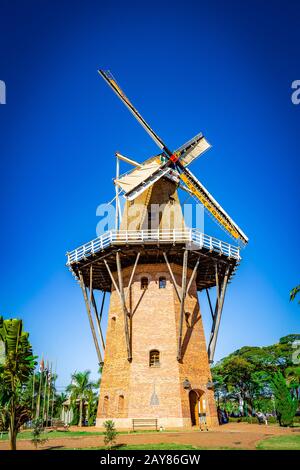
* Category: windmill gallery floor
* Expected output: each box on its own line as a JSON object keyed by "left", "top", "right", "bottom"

{"left": 0, "top": 423, "right": 297, "bottom": 450}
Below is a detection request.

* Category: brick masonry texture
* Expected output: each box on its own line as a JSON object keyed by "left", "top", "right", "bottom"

{"left": 96, "top": 263, "right": 218, "bottom": 428}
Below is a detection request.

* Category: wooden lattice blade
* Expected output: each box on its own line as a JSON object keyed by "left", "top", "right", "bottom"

{"left": 98, "top": 70, "right": 167, "bottom": 152}
{"left": 117, "top": 132, "right": 211, "bottom": 200}
{"left": 175, "top": 133, "right": 211, "bottom": 166}
{"left": 179, "top": 167, "right": 248, "bottom": 245}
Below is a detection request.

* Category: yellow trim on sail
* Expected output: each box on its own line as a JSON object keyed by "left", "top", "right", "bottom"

{"left": 179, "top": 174, "right": 239, "bottom": 240}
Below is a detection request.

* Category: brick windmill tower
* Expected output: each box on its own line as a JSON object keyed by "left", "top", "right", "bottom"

{"left": 66, "top": 71, "right": 248, "bottom": 429}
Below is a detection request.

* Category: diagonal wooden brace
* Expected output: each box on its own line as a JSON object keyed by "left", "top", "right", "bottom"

{"left": 207, "top": 265, "right": 230, "bottom": 363}
{"left": 115, "top": 252, "right": 132, "bottom": 361}
{"left": 177, "top": 249, "right": 188, "bottom": 361}
{"left": 78, "top": 270, "right": 103, "bottom": 365}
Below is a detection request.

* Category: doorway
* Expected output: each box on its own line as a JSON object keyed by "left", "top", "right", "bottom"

{"left": 189, "top": 390, "right": 205, "bottom": 426}
{"left": 189, "top": 390, "right": 199, "bottom": 426}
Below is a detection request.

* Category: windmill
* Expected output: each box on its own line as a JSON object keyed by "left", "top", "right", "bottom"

{"left": 66, "top": 71, "right": 248, "bottom": 429}
{"left": 98, "top": 70, "right": 248, "bottom": 246}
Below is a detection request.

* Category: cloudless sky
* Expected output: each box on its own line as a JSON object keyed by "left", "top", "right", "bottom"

{"left": 0, "top": 0, "right": 299, "bottom": 389}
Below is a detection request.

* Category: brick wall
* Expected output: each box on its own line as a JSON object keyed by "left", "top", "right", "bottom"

{"left": 97, "top": 263, "right": 218, "bottom": 428}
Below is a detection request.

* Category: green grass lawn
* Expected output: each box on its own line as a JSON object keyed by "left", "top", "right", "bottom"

{"left": 1, "top": 427, "right": 201, "bottom": 441}
{"left": 0, "top": 429, "right": 179, "bottom": 441}
{"left": 0, "top": 430, "right": 106, "bottom": 441}
{"left": 62, "top": 443, "right": 237, "bottom": 450}
{"left": 257, "top": 435, "right": 300, "bottom": 450}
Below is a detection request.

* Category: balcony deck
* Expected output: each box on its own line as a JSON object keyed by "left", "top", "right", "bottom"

{"left": 66, "top": 229, "right": 241, "bottom": 292}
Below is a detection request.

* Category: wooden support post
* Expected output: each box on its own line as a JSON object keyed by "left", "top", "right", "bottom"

{"left": 91, "top": 291, "right": 106, "bottom": 353}
{"left": 215, "top": 263, "right": 220, "bottom": 307}
{"left": 177, "top": 249, "right": 188, "bottom": 361}
{"left": 186, "top": 256, "right": 200, "bottom": 295}
{"left": 205, "top": 288, "right": 214, "bottom": 320}
{"left": 116, "top": 252, "right": 132, "bottom": 361}
{"left": 163, "top": 252, "right": 181, "bottom": 302}
{"left": 125, "top": 252, "right": 140, "bottom": 301}
{"left": 104, "top": 259, "right": 120, "bottom": 295}
{"left": 99, "top": 291, "right": 106, "bottom": 323}
{"left": 78, "top": 271, "right": 103, "bottom": 364}
{"left": 207, "top": 265, "right": 230, "bottom": 363}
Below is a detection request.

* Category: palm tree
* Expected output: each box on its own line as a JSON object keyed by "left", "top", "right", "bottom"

{"left": 53, "top": 391, "right": 67, "bottom": 420}
{"left": 66, "top": 370, "right": 93, "bottom": 427}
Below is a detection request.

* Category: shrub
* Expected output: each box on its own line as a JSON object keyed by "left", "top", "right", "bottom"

{"left": 271, "top": 372, "right": 297, "bottom": 427}
{"left": 103, "top": 420, "right": 117, "bottom": 449}
{"left": 31, "top": 419, "right": 48, "bottom": 449}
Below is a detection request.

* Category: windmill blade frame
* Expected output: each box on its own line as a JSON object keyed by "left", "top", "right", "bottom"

{"left": 178, "top": 166, "right": 248, "bottom": 245}
{"left": 116, "top": 131, "right": 211, "bottom": 199}
{"left": 99, "top": 69, "right": 248, "bottom": 245}
{"left": 175, "top": 132, "right": 211, "bottom": 167}
{"left": 98, "top": 70, "right": 167, "bottom": 152}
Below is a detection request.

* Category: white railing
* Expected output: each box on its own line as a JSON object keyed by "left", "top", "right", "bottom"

{"left": 66, "top": 229, "right": 241, "bottom": 265}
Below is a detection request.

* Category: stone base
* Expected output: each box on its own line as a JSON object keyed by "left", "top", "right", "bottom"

{"left": 96, "top": 416, "right": 219, "bottom": 430}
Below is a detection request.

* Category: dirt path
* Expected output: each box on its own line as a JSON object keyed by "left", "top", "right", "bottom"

{"left": 0, "top": 423, "right": 294, "bottom": 451}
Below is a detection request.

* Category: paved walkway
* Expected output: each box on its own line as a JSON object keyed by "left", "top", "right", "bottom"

{"left": 0, "top": 423, "right": 295, "bottom": 450}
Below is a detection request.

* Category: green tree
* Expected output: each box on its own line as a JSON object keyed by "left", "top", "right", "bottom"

{"left": 85, "top": 389, "right": 99, "bottom": 426}
{"left": 103, "top": 420, "right": 117, "bottom": 449}
{"left": 0, "top": 317, "right": 36, "bottom": 450}
{"left": 285, "top": 366, "right": 300, "bottom": 401}
{"left": 213, "top": 355, "right": 258, "bottom": 415}
{"left": 53, "top": 392, "right": 67, "bottom": 419}
{"left": 66, "top": 370, "right": 94, "bottom": 427}
{"left": 271, "top": 371, "right": 297, "bottom": 426}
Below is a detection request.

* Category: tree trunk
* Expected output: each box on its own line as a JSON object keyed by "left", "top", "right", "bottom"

{"left": 9, "top": 400, "right": 17, "bottom": 450}
{"left": 79, "top": 399, "right": 83, "bottom": 427}
{"left": 9, "top": 429, "right": 17, "bottom": 450}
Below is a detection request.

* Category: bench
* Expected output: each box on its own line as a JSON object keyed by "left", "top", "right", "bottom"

{"left": 132, "top": 418, "right": 158, "bottom": 431}
{"left": 51, "top": 419, "right": 69, "bottom": 431}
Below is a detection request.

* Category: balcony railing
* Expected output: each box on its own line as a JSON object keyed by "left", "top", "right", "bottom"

{"left": 66, "top": 229, "right": 240, "bottom": 265}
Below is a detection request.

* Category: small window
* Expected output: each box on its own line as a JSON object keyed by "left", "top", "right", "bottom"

{"left": 118, "top": 395, "right": 124, "bottom": 413}
{"left": 111, "top": 316, "right": 116, "bottom": 330}
{"left": 149, "top": 350, "right": 160, "bottom": 367}
{"left": 159, "top": 277, "right": 166, "bottom": 289}
{"left": 103, "top": 396, "right": 109, "bottom": 415}
{"left": 141, "top": 277, "right": 148, "bottom": 290}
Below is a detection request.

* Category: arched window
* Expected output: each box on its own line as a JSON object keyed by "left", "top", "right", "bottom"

{"left": 103, "top": 395, "right": 109, "bottom": 415}
{"left": 111, "top": 316, "right": 116, "bottom": 330}
{"left": 159, "top": 277, "right": 166, "bottom": 289}
{"left": 149, "top": 350, "right": 160, "bottom": 367}
{"left": 118, "top": 395, "right": 124, "bottom": 413}
{"left": 141, "top": 277, "right": 148, "bottom": 290}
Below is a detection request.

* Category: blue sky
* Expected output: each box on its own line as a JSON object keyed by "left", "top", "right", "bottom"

{"left": 0, "top": 0, "right": 299, "bottom": 389}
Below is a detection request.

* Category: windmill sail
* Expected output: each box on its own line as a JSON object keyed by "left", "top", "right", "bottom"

{"left": 179, "top": 166, "right": 248, "bottom": 244}
{"left": 117, "top": 133, "right": 211, "bottom": 199}
{"left": 99, "top": 69, "right": 248, "bottom": 245}
{"left": 98, "top": 70, "right": 166, "bottom": 151}
{"left": 176, "top": 132, "right": 211, "bottom": 166}
{"left": 116, "top": 158, "right": 170, "bottom": 196}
